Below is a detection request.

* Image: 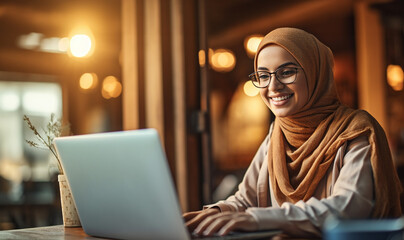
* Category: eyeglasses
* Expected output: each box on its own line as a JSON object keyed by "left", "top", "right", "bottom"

{"left": 248, "top": 67, "right": 301, "bottom": 88}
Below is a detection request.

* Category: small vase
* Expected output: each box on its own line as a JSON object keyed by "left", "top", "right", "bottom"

{"left": 58, "top": 174, "right": 81, "bottom": 227}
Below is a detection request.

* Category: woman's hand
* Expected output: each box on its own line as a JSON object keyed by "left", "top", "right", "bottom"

{"left": 184, "top": 209, "right": 259, "bottom": 236}
{"left": 183, "top": 208, "right": 220, "bottom": 232}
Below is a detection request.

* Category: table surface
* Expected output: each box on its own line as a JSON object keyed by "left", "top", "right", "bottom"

{"left": 0, "top": 225, "right": 104, "bottom": 240}
{"left": 0, "top": 225, "right": 301, "bottom": 240}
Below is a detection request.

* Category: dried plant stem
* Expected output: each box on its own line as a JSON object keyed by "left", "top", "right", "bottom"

{"left": 24, "top": 114, "right": 68, "bottom": 175}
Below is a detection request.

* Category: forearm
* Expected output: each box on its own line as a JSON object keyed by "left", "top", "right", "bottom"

{"left": 247, "top": 188, "right": 373, "bottom": 237}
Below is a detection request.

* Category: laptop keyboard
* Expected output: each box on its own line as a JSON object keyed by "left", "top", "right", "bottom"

{"left": 191, "top": 229, "right": 281, "bottom": 240}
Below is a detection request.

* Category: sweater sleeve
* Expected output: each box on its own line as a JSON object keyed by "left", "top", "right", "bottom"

{"left": 246, "top": 135, "right": 374, "bottom": 237}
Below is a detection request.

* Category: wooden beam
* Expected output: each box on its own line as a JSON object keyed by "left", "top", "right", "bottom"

{"left": 355, "top": 1, "right": 388, "bottom": 131}
{"left": 121, "top": 0, "right": 139, "bottom": 130}
{"left": 144, "top": 0, "right": 165, "bottom": 140}
{"left": 170, "top": 0, "right": 188, "bottom": 211}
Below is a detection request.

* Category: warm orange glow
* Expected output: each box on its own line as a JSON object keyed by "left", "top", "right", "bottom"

{"left": 225, "top": 83, "right": 269, "bottom": 156}
{"left": 243, "top": 81, "right": 259, "bottom": 97}
{"left": 244, "top": 35, "right": 263, "bottom": 58}
{"left": 68, "top": 26, "right": 95, "bottom": 58}
{"left": 102, "top": 76, "right": 122, "bottom": 99}
{"left": 211, "top": 49, "right": 236, "bottom": 72}
{"left": 58, "top": 37, "right": 70, "bottom": 52}
{"left": 70, "top": 34, "right": 92, "bottom": 57}
{"left": 198, "top": 50, "right": 206, "bottom": 67}
{"left": 387, "top": 64, "right": 404, "bottom": 91}
{"left": 208, "top": 48, "right": 214, "bottom": 65}
{"left": 79, "top": 73, "right": 98, "bottom": 90}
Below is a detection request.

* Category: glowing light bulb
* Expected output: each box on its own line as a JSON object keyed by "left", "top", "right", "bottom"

{"left": 198, "top": 50, "right": 206, "bottom": 67}
{"left": 244, "top": 35, "right": 263, "bottom": 58}
{"left": 102, "top": 76, "right": 122, "bottom": 99}
{"left": 387, "top": 64, "right": 404, "bottom": 91}
{"left": 70, "top": 34, "right": 92, "bottom": 57}
{"left": 210, "top": 49, "right": 236, "bottom": 72}
{"left": 243, "top": 81, "right": 260, "bottom": 97}
{"left": 79, "top": 73, "right": 98, "bottom": 90}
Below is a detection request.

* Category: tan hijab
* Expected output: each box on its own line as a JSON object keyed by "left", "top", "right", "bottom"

{"left": 255, "top": 27, "right": 402, "bottom": 218}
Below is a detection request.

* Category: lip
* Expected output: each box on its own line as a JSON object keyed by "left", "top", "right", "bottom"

{"left": 269, "top": 93, "right": 294, "bottom": 106}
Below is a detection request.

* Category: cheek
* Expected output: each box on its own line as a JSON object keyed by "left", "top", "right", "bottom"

{"left": 259, "top": 89, "right": 271, "bottom": 107}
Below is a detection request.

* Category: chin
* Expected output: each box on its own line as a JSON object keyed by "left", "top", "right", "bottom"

{"left": 273, "top": 113, "right": 289, "bottom": 118}
{"left": 270, "top": 107, "right": 288, "bottom": 117}
{"left": 271, "top": 109, "right": 295, "bottom": 118}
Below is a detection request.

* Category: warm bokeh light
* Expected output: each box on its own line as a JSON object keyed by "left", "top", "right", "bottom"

{"left": 244, "top": 35, "right": 263, "bottom": 58}
{"left": 79, "top": 73, "right": 98, "bottom": 90}
{"left": 58, "top": 37, "right": 70, "bottom": 52}
{"left": 243, "top": 81, "right": 260, "bottom": 97}
{"left": 18, "top": 32, "right": 68, "bottom": 53}
{"left": 387, "top": 64, "right": 404, "bottom": 91}
{"left": 17, "top": 32, "right": 42, "bottom": 50}
{"left": 208, "top": 48, "right": 214, "bottom": 64}
{"left": 70, "top": 34, "right": 92, "bottom": 57}
{"left": 102, "top": 76, "right": 122, "bottom": 99}
{"left": 225, "top": 82, "right": 269, "bottom": 156}
{"left": 198, "top": 50, "right": 206, "bottom": 67}
{"left": 211, "top": 49, "right": 236, "bottom": 72}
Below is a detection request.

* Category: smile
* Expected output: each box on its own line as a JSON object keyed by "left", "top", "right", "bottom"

{"left": 271, "top": 94, "right": 293, "bottom": 102}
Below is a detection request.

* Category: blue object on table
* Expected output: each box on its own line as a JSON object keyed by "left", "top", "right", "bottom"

{"left": 324, "top": 217, "right": 404, "bottom": 240}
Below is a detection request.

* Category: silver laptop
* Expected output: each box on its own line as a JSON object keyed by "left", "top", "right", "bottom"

{"left": 54, "top": 129, "right": 280, "bottom": 240}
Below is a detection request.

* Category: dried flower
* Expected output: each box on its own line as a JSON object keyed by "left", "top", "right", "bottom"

{"left": 23, "top": 114, "right": 70, "bottom": 174}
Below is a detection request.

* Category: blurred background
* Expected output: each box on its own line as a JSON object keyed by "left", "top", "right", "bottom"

{"left": 0, "top": 0, "right": 403, "bottom": 230}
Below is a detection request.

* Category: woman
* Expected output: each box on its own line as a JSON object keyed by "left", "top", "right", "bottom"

{"left": 184, "top": 27, "right": 402, "bottom": 237}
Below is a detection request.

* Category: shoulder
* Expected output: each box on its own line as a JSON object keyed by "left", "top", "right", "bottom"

{"left": 346, "top": 134, "right": 370, "bottom": 152}
{"left": 333, "top": 134, "right": 370, "bottom": 166}
{"left": 337, "top": 135, "right": 371, "bottom": 167}
{"left": 346, "top": 108, "right": 379, "bottom": 128}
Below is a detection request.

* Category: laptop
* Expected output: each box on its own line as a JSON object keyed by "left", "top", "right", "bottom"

{"left": 54, "top": 128, "right": 280, "bottom": 240}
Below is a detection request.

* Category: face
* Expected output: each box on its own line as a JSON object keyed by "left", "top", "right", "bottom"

{"left": 257, "top": 45, "right": 309, "bottom": 117}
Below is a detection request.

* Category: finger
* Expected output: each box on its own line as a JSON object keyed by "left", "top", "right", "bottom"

{"left": 194, "top": 212, "right": 226, "bottom": 235}
{"left": 186, "top": 216, "right": 203, "bottom": 232}
{"left": 218, "top": 215, "right": 258, "bottom": 236}
{"left": 202, "top": 215, "right": 234, "bottom": 236}
{"left": 183, "top": 211, "right": 200, "bottom": 221}
{"left": 218, "top": 219, "right": 240, "bottom": 236}
{"left": 186, "top": 209, "right": 219, "bottom": 232}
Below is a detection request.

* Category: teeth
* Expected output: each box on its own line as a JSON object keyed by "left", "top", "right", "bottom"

{"left": 272, "top": 94, "right": 292, "bottom": 101}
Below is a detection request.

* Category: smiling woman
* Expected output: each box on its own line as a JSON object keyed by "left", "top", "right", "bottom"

{"left": 184, "top": 27, "right": 402, "bottom": 238}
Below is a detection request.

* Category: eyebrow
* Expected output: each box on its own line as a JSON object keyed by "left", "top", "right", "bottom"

{"left": 257, "top": 62, "right": 298, "bottom": 71}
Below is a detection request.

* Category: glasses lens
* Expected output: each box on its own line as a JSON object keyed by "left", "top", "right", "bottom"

{"left": 249, "top": 72, "right": 263, "bottom": 88}
{"left": 257, "top": 71, "right": 270, "bottom": 87}
{"left": 276, "top": 67, "right": 298, "bottom": 84}
{"left": 249, "top": 67, "right": 298, "bottom": 88}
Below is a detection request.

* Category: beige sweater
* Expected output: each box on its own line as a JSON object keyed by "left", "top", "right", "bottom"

{"left": 206, "top": 127, "right": 374, "bottom": 237}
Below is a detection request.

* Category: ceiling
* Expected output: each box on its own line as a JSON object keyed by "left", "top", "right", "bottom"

{"left": 205, "top": 0, "right": 355, "bottom": 52}
{"left": 0, "top": 0, "right": 121, "bottom": 75}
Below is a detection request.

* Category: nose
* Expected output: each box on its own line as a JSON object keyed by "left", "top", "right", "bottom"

{"left": 266, "top": 75, "right": 284, "bottom": 92}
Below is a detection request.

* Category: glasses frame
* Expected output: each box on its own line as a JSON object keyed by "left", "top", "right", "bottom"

{"left": 248, "top": 67, "right": 301, "bottom": 88}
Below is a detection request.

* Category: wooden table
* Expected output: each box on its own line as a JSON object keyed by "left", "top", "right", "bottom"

{"left": 0, "top": 225, "right": 105, "bottom": 239}
{"left": 0, "top": 225, "right": 301, "bottom": 239}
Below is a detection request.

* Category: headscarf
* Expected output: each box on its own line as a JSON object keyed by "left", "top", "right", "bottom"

{"left": 254, "top": 27, "right": 402, "bottom": 218}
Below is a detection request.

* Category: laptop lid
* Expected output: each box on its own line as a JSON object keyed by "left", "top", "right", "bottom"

{"left": 54, "top": 129, "right": 189, "bottom": 239}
